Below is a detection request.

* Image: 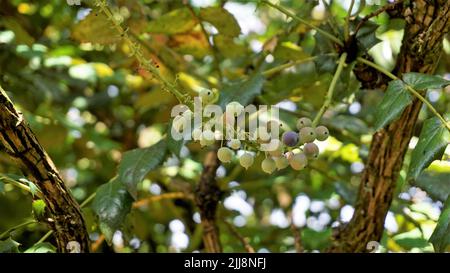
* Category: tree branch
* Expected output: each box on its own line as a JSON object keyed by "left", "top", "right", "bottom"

{"left": 0, "top": 85, "right": 89, "bottom": 252}
{"left": 195, "top": 148, "right": 222, "bottom": 253}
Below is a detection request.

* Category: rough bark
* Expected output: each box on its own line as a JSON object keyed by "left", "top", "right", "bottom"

{"left": 195, "top": 149, "right": 222, "bottom": 253}
{"left": 0, "top": 86, "right": 89, "bottom": 253}
{"left": 328, "top": 0, "right": 450, "bottom": 253}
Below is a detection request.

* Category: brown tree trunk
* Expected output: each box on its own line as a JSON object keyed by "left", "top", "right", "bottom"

{"left": 195, "top": 149, "right": 222, "bottom": 252}
{"left": 0, "top": 86, "right": 89, "bottom": 253}
{"left": 328, "top": 0, "right": 450, "bottom": 252}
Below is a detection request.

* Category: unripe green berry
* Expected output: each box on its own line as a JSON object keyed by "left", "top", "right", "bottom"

{"left": 239, "top": 152, "right": 254, "bottom": 169}
{"left": 228, "top": 139, "right": 241, "bottom": 150}
{"left": 274, "top": 156, "right": 289, "bottom": 170}
{"left": 315, "top": 126, "right": 329, "bottom": 141}
{"left": 299, "top": 127, "right": 316, "bottom": 143}
{"left": 218, "top": 147, "right": 233, "bottom": 163}
{"left": 303, "top": 143, "right": 319, "bottom": 159}
{"left": 199, "top": 88, "right": 215, "bottom": 104}
{"left": 261, "top": 157, "right": 276, "bottom": 174}
{"left": 289, "top": 153, "right": 308, "bottom": 170}
{"left": 296, "top": 117, "right": 312, "bottom": 130}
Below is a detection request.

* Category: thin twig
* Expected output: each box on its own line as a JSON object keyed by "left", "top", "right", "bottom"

{"left": 132, "top": 192, "right": 192, "bottom": 208}
{"left": 354, "top": 0, "right": 405, "bottom": 35}
{"left": 312, "top": 53, "right": 348, "bottom": 127}
{"left": 261, "top": 0, "right": 343, "bottom": 46}
{"left": 288, "top": 211, "right": 303, "bottom": 253}
{"left": 345, "top": 0, "right": 356, "bottom": 40}
{"left": 357, "top": 57, "right": 450, "bottom": 131}
{"left": 223, "top": 220, "right": 255, "bottom": 253}
{"left": 0, "top": 220, "right": 37, "bottom": 240}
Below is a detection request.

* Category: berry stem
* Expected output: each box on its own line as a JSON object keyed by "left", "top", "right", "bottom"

{"left": 344, "top": 0, "right": 356, "bottom": 41}
{"left": 95, "top": 0, "right": 192, "bottom": 108}
{"left": 260, "top": 0, "right": 344, "bottom": 47}
{"left": 356, "top": 57, "right": 450, "bottom": 132}
{"left": 312, "top": 53, "right": 348, "bottom": 127}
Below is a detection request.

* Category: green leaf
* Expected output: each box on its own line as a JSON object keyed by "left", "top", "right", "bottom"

{"left": 0, "top": 238, "right": 20, "bottom": 253}
{"left": 199, "top": 7, "right": 240, "bottom": 37}
{"left": 118, "top": 140, "right": 167, "bottom": 198}
{"left": 429, "top": 197, "right": 450, "bottom": 252}
{"left": 374, "top": 80, "right": 412, "bottom": 130}
{"left": 403, "top": 73, "right": 450, "bottom": 90}
{"left": 408, "top": 117, "right": 450, "bottom": 180}
{"left": 353, "top": 19, "right": 381, "bottom": 52}
{"left": 213, "top": 34, "right": 247, "bottom": 59}
{"left": 92, "top": 177, "right": 133, "bottom": 243}
{"left": 24, "top": 242, "right": 56, "bottom": 253}
{"left": 413, "top": 172, "right": 450, "bottom": 202}
{"left": 219, "top": 72, "right": 264, "bottom": 108}
{"left": 167, "top": 122, "right": 184, "bottom": 157}
{"left": 0, "top": 181, "right": 4, "bottom": 193}
{"left": 147, "top": 8, "right": 197, "bottom": 35}
{"left": 32, "top": 200, "right": 47, "bottom": 221}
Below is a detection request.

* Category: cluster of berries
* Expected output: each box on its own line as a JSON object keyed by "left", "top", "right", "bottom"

{"left": 216, "top": 117, "right": 329, "bottom": 173}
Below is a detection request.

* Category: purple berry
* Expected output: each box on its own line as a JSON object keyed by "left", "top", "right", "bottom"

{"left": 282, "top": 131, "right": 299, "bottom": 147}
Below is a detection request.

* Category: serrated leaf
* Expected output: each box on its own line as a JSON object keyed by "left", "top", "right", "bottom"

{"left": 403, "top": 73, "right": 450, "bottom": 90}
{"left": 199, "top": 7, "right": 240, "bottom": 37}
{"left": 219, "top": 72, "right": 264, "bottom": 108}
{"left": 118, "top": 140, "right": 167, "bottom": 198}
{"left": 71, "top": 12, "right": 119, "bottom": 45}
{"left": 0, "top": 238, "right": 20, "bottom": 253}
{"left": 147, "top": 8, "right": 197, "bottom": 35}
{"left": 24, "top": 242, "right": 56, "bottom": 253}
{"left": 374, "top": 80, "right": 412, "bottom": 130}
{"left": 408, "top": 117, "right": 450, "bottom": 180}
{"left": 429, "top": 197, "right": 450, "bottom": 252}
{"left": 413, "top": 172, "right": 450, "bottom": 202}
{"left": 92, "top": 177, "right": 133, "bottom": 243}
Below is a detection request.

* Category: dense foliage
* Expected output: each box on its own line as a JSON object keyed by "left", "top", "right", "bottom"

{"left": 0, "top": 0, "right": 449, "bottom": 253}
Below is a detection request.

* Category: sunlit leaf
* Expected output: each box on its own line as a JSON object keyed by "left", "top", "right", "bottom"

{"left": 408, "top": 117, "right": 450, "bottom": 180}
{"left": 71, "top": 12, "right": 119, "bottom": 45}
{"left": 199, "top": 7, "right": 240, "bottom": 37}
{"left": 24, "top": 242, "right": 56, "bottom": 253}
{"left": 147, "top": 8, "right": 197, "bottom": 35}
{"left": 213, "top": 34, "right": 246, "bottom": 59}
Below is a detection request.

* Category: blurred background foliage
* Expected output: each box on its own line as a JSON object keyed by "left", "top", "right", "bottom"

{"left": 0, "top": 0, "right": 449, "bottom": 253}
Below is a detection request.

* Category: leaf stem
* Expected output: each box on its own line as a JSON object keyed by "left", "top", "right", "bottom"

{"left": 344, "top": 0, "right": 356, "bottom": 40}
{"left": 356, "top": 57, "right": 450, "bottom": 131}
{"left": 262, "top": 56, "right": 317, "bottom": 77}
{"left": 261, "top": 0, "right": 344, "bottom": 46}
{"left": 0, "top": 220, "right": 37, "bottom": 240}
{"left": 312, "top": 53, "right": 347, "bottom": 127}
{"left": 0, "top": 175, "right": 43, "bottom": 199}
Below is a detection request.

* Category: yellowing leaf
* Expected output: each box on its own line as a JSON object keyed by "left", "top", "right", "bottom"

{"left": 170, "top": 31, "right": 210, "bottom": 58}
{"left": 72, "top": 12, "right": 119, "bottom": 45}
{"left": 213, "top": 34, "right": 246, "bottom": 58}
{"left": 147, "top": 8, "right": 197, "bottom": 35}
{"left": 93, "top": 63, "right": 114, "bottom": 78}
